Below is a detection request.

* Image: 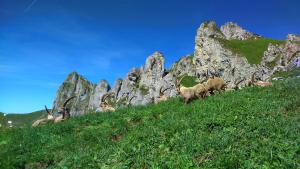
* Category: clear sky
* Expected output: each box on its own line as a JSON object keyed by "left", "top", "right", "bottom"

{"left": 0, "top": 0, "right": 299, "bottom": 113}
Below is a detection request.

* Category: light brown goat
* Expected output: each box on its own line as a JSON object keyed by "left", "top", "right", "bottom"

{"left": 205, "top": 77, "right": 226, "bottom": 94}
{"left": 250, "top": 72, "right": 273, "bottom": 87}
{"left": 176, "top": 76, "right": 208, "bottom": 104}
{"left": 32, "top": 106, "right": 55, "bottom": 127}
{"left": 32, "top": 96, "right": 75, "bottom": 127}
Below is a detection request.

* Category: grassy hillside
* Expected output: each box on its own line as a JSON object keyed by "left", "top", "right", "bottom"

{"left": 273, "top": 68, "right": 300, "bottom": 78}
{"left": 1, "top": 78, "right": 300, "bottom": 168}
{"left": 0, "top": 110, "right": 47, "bottom": 128}
{"left": 217, "top": 38, "right": 286, "bottom": 65}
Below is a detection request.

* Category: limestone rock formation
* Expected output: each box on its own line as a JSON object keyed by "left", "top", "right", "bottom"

{"left": 52, "top": 21, "right": 300, "bottom": 116}
{"left": 193, "top": 21, "right": 258, "bottom": 88}
{"left": 88, "top": 80, "right": 110, "bottom": 112}
{"left": 115, "top": 52, "right": 177, "bottom": 106}
{"left": 171, "top": 55, "right": 196, "bottom": 77}
{"left": 53, "top": 72, "right": 95, "bottom": 116}
{"left": 262, "top": 34, "right": 300, "bottom": 73}
{"left": 220, "top": 22, "right": 261, "bottom": 40}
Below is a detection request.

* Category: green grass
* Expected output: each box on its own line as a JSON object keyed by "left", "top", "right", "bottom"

{"left": 272, "top": 68, "right": 300, "bottom": 78}
{"left": 1, "top": 78, "right": 300, "bottom": 168}
{"left": 179, "top": 75, "right": 198, "bottom": 87}
{"left": 0, "top": 110, "right": 47, "bottom": 128}
{"left": 217, "top": 38, "right": 286, "bottom": 65}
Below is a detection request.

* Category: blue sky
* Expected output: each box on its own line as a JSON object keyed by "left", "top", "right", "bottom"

{"left": 0, "top": 0, "right": 299, "bottom": 113}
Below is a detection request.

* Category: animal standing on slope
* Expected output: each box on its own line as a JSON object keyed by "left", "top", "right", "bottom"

{"left": 205, "top": 76, "right": 226, "bottom": 94}
{"left": 175, "top": 76, "right": 208, "bottom": 104}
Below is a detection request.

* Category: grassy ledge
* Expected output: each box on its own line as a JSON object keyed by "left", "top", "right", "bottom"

{"left": 217, "top": 38, "right": 286, "bottom": 65}
{"left": 1, "top": 77, "right": 300, "bottom": 168}
{"left": 272, "top": 68, "right": 300, "bottom": 78}
{"left": 179, "top": 75, "right": 198, "bottom": 87}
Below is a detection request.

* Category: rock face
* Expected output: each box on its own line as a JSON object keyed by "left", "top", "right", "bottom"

{"left": 53, "top": 72, "right": 95, "bottom": 116}
{"left": 171, "top": 55, "right": 196, "bottom": 77}
{"left": 88, "top": 80, "right": 110, "bottom": 112}
{"left": 262, "top": 34, "right": 300, "bottom": 73}
{"left": 115, "top": 52, "right": 177, "bottom": 106}
{"left": 52, "top": 21, "right": 300, "bottom": 116}
{"left": 193, "top": 21, "right": 258, "bottom": 88}
{"left": 220, "top": 22, "right": 260, "bottom": 40}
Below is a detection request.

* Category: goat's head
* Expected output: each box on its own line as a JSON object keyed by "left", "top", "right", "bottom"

{"left": 175, "top": 75, "right": 186, "bottom": 92}
{"left": 159, "top": 86, "right": 171, "bottom": 97}
{"left": 44, "top": 105, "right": 54, "bottom": 120}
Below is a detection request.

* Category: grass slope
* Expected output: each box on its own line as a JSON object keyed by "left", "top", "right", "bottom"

{"left": 273, "top": 68, "right": 300, "bottom": 78}
{"left": 218, "top": 38, "right": 285, "bottom": 65}
{"left": 1, "top": 79, "right": 300, "bottom": 168}
{"left": 0, "top": 110, "right": 47, "bottom": 127}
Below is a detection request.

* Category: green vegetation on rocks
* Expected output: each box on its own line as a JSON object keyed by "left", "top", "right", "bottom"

{"left": 179, "top": 75, "right": 198, "bottom": 87}
{"left": 217, "top": 38, "right": 286, "bottom": 64}
{"left": 272, "top": 68, "right": 300, "bottom": 78}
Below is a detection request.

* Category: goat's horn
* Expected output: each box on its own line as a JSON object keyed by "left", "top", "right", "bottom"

{"left": 45, "top": 105, "right": 50, "bottom": 115}
{"left": 176, "top": 75, "right": 186, "bottom": 88}
{"left": 159, "top": 87, "right": 164, "bottom": 95}
{"left": 251, "top": 71, "right": 258, "bottom": 84}
{"left": 160, "top": 87, "right": 170, "bottom": 94}
{"left": 63, "top": 96, "right": 76, "bottom": 107}
{"left": 234, "top": 78, "right": 244, "bottom": 87}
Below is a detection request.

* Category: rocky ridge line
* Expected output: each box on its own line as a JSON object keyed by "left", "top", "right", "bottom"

{"left": 52, "top": 21, "right": 300, "bottom": 116}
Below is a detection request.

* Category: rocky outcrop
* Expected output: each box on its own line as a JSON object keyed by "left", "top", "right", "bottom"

{"left": 115, "top": 52, "right": 177, "bottom": 106}
{"left": 220, "top": 22, "right": 261, "bottom": 40}
{"left": 88, "top": 80, "right": 110, "bottom": 112}
{"left": 53, "top": 72, "right": 95, "bottom": 116}
{"left": 52, "top": 21, "right": 300, "bottom": 116}
{"left": 171, "top": 55, "right": 196, "bottom": 77}
{"left": 262, "top": 34, "right": 300, "bottom": 73}
{"left": 193, "top": 21, "right": 259, "bottom": 88}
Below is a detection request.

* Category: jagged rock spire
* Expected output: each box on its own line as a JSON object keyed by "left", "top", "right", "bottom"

{"left": 52, "top": 21, "right": 300, "bottom": 116}
{"left": 53, "top": 71, "right": 95, "bottom": 116}
{"left": 220, "top": 22, "right": 261, "bottom": 40}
